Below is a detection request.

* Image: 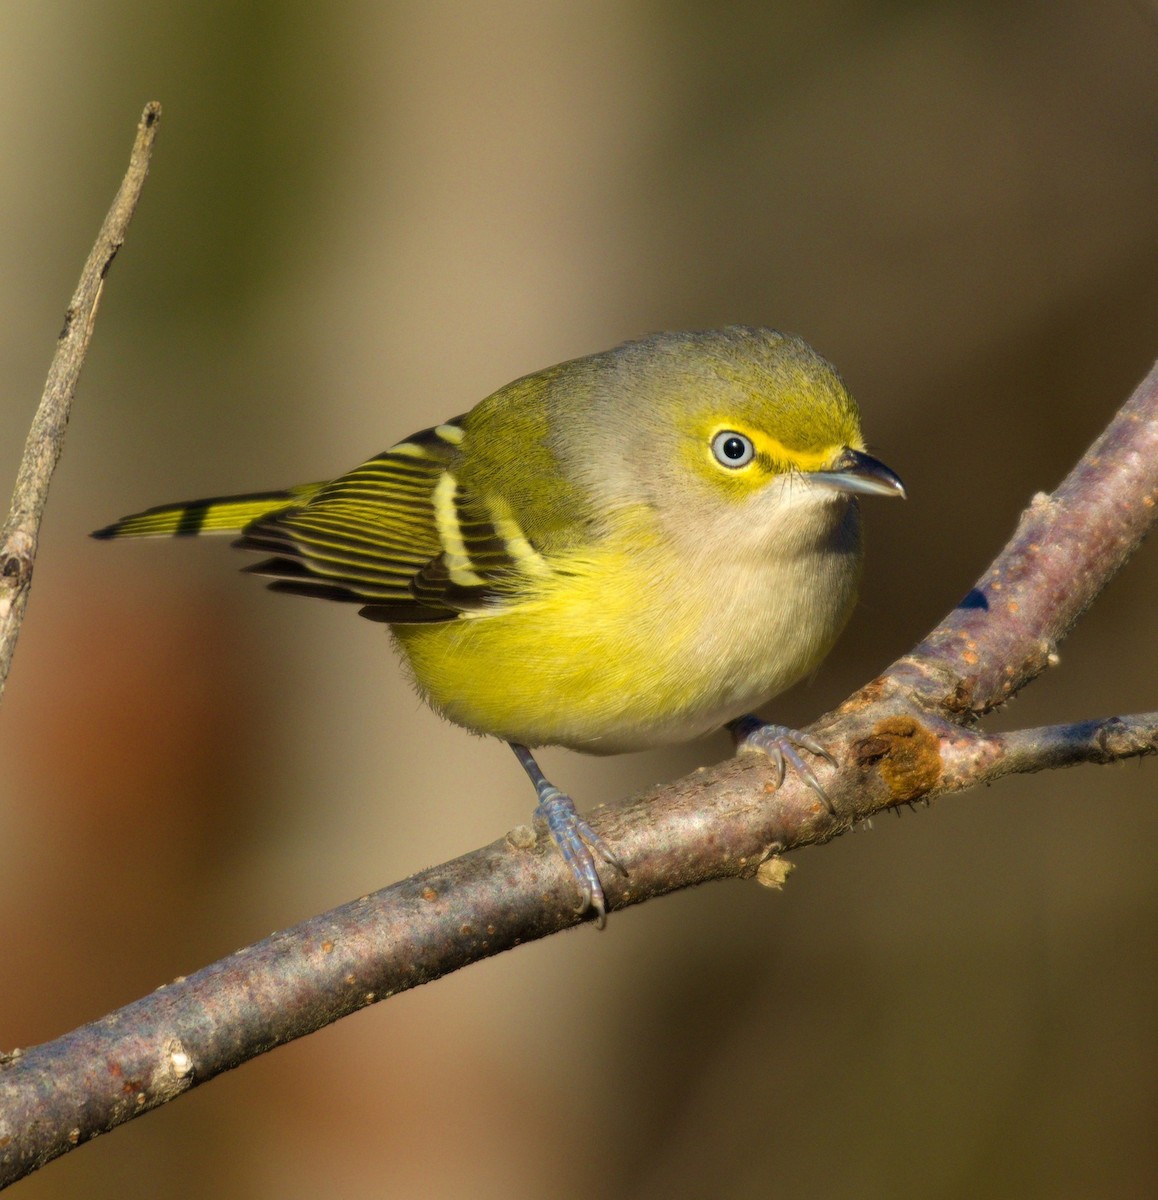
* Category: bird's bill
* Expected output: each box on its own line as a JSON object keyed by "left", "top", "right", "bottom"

{"left": 809, "top": 448, "right": 906, "bottom": 499}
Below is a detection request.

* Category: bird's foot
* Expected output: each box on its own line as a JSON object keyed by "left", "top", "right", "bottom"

{"left": 509, "top": 741, "right": 627, "bottom": 925}
{"left": 533, "top": 786, "right": 626, "bottom": 928}
{"left": 728, "top": 715, "right": 837, "bottom": 804}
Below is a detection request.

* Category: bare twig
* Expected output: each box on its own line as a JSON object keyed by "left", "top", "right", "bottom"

{"left": 0, "top": 101, "right": 161, "bottom": 700}
{"left": 0, "top": 356, "right": 1155, "bottom": 1186}
{"left": 933, "top": 713, "right": 1158, "bottom": 787}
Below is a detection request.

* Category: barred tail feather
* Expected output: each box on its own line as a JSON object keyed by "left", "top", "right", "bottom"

{"left": 91, "top": 483, "right": 324, "bottom": 540}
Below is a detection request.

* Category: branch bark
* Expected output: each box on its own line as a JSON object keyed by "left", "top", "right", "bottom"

{"left": 0, "top": 101, "right": 161, "bottom": 701}
{"left": 0, "top": 132, "right": 1154, "bottom": 1181}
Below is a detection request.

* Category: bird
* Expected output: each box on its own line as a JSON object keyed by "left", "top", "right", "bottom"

{"left": 93, "top": 326, "right": 905, "bottom": 923}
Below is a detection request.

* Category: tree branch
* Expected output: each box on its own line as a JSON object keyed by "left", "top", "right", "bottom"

{"left": 0, "top": 162, "right": 1154, "bottom": 1184}
{"left": 891, "top": 357, "right": 1158, "bottom": 715}
{"left": 0, "top": 101, "right": 161, "bottom": 702}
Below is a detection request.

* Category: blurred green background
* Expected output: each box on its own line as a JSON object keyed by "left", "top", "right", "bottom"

{"left": 2, "top": 2, "right": 1157, "bottom": 1197}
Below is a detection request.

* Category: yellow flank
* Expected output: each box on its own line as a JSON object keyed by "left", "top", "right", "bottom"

{"left": 393, "top": 525, "right": 697, "bottom": 751}
{"left": 393, "top": 494, "right": 860, "bottom": 752}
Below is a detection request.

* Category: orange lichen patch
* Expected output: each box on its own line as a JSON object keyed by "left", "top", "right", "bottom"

{"left": 856, "top": 716, "right": 942, "bottom": 802}
{"left": 421, "top": 886, "right": 438, "bottom": 902}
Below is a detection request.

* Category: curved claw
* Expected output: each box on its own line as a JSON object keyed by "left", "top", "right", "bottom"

{"left": 535, "top": 787, "right": 626, "bottom": 928}
{"left": 728, "top": 716, "right": 837, "bottom": 808}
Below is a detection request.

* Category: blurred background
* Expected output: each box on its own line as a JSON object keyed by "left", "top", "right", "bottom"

{"left": 1, "top": 2, "right": 1157, "bottom": 1196}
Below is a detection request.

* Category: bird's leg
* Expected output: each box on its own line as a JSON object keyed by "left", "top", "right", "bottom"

{"left": 508, "top": 742, "right": 626, "bottom": 927}
{"left": 727, "top": 714, "right": 838, "bottom": 804}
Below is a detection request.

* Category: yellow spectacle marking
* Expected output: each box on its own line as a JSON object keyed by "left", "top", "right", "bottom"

{"left": 707, "top": 424, "right": 851, "bottom": 474}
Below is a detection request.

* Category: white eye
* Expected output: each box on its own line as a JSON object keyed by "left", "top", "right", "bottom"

{"left": 710, "top": 430, "right": 755, "bottom": 468}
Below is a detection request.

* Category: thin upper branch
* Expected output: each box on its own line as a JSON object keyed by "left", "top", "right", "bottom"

{"left": 0, "top": 101, "right": 161, "bottom": 701}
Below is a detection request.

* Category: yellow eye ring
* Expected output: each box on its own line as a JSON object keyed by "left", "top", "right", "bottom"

{"left": 710, "top": 430, "right": 755, "bottom": 469}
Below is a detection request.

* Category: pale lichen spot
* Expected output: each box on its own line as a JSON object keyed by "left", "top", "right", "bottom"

{"left": 168, "top": 1043, "right": 193, "bottom": 1079}
{"left": 507, "top": 823, "right": 537, "bottom": 850}
{"left": 756, "top": 857, "right": 795, "bottom": 890}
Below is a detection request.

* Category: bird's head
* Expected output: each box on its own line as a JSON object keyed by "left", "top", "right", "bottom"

{"left": 560, "top": 326, "right": 904, "bottom": 551}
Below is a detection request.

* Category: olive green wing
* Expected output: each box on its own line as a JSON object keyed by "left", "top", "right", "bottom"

{"left": 96, "top": 372, "right": 601, "bottom": 624}
{"left": 237, "top": 418, "right": 551, "bottom": 623}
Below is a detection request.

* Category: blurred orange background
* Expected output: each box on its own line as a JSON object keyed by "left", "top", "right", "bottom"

{"left": 2, "top": 3, "right": 1157, "bottom": 1197}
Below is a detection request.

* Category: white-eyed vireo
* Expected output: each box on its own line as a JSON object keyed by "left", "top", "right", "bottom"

{"left": 94, "top": 327, "right": 904, "bottom": 922}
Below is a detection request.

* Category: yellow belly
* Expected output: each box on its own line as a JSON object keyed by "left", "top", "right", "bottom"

{"left": 391, "top": 515, "right": 861, "bottom": 752}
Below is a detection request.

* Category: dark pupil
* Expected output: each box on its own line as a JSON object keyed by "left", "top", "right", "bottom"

{"left": 722, "top": 436, "right": 747, "bottom": 460}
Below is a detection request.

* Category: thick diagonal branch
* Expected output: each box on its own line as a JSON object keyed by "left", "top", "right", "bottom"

{"left": 891, "top": 358, "right": 1158, "bottom": 714}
